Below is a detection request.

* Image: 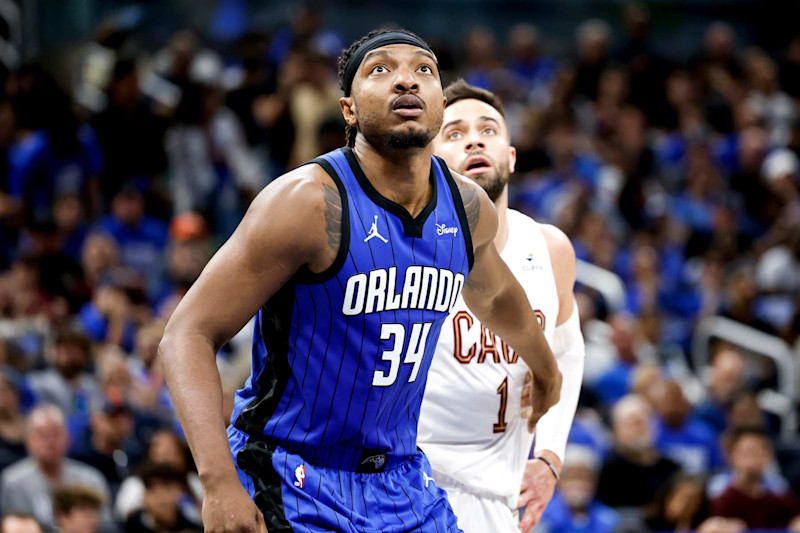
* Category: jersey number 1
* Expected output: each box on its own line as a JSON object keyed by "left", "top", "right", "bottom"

{"left": 372, "top": 322, "right": 433, "bottom": 386}
{"left": 493, "top": 377, "right": 509, "bottom": 433}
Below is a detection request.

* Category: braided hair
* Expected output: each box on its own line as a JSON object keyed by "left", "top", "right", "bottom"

{"left": 337, "top": 28, "right": 429, "bottom": 147}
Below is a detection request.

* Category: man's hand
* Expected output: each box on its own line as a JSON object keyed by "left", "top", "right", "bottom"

{"left": 527, "top": 370, "right": 562, "bottom": 432}
{"left": 202, "top": 481, "right": 268, "bottom": 533}
{"left": 517, "top": 452, "right": 561, "bottom": 532}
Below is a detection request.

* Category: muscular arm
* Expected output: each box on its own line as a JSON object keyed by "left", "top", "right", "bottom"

{"left": 456, "top": 176, "right": 561, "bottom": 428}
{"left": 158, "top": 165, "right": 338, "bottom": 491}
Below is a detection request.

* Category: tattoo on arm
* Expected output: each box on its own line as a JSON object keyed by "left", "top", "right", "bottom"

{"left": 322, "top": 183, "right": 342, "bottom": 256}
{"left": 459, "top": 181, "right": 481, "bottom": 235}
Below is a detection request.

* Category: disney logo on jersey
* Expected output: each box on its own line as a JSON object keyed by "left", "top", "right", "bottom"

{"left": 435, "top": 221, "right": 459, "bottom": 238}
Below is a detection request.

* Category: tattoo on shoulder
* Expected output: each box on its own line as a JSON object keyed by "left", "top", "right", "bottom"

{"left": 459, "top": 180, "right": 481, "bottom": 235}
{"left": 322, "top": 182, "right": 342, "bottom": 255}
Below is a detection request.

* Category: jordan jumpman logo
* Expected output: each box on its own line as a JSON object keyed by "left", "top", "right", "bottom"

{"left": 364, "top": 215, "right": 388, "bottom": 243}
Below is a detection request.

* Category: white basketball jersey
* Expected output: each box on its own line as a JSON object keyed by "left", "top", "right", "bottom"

{"left": 418, "top": 209, "right": 559, "bottom": 509}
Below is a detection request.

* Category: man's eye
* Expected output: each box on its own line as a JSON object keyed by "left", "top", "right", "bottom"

{"left": 418, "top": 65, "right": 432, "bottom": 74}
{"left": 483, "top": 128, "right": 496, "bottom": 135}
{"left": 447, "top": 131, "right": 462, "bottom": 141}
{"left": 372, "top": 65, "right": 388, "bottom": 74}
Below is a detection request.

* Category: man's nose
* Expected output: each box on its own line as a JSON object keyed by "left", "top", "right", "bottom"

{"left": 394, "top": 70, "right": 420, "bottom": 93}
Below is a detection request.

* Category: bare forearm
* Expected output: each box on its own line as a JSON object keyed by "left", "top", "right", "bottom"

{"left": 159, "top": 331, "right": 239, "bottom": 487}
{"left": 468, "top": 285, "right": 558, "bottom": 380}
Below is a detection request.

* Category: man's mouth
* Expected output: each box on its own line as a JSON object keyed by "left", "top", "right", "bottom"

{"left": 462, "top": 155, "right": 492, "bottom": 176}
{"left": 392, "top": 95, "right": 424, "bottom": 118}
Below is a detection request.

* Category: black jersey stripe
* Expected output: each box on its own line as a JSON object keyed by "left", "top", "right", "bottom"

{"left": 234, "top": 279, "right": 298, "bottom": 437}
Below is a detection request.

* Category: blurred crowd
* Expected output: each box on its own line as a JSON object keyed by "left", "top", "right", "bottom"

{"left": 0, "top": 1, "right": 799, "bottom": 532}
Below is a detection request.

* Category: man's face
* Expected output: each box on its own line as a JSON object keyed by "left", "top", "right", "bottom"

{"left": 26, "top": 412, "right": 68, "bottom": 468}
{"left": 434, "top": 99, "right": 516, "bottom": 201}
{"left": 614, "top": 409, "right": 654, "bottom": 452}
{"left": 343, "top": 44, "right": 444, "bottom": 151}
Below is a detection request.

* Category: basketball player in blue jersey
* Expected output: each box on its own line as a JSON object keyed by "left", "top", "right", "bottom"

{"left": 159, "top": 29, "right": 561, "bottom": 533}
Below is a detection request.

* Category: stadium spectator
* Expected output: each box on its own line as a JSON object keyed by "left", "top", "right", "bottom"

{"left": 69, "top": 393, "right": 140, "bottom": 496}
{"left": 710, "top": 426, "right": 800, "bottom": 529}
{"left": 91, "top": 58, "right": 169, "bottom": 213}
{"left": 652, "top": 380, "right": 722, "bottom": 473}
{"left": 27, "top": 326, "right": 101, "bottom": 415}
{"left": 597, "top": 395, "right": 680, "bottom": 509}
{"left": 593, "top": 314, "right": 656, "bottom": 406}
{"left": 645, "top": 474, "right": 712, "bottom": 532}
{"left": 52, "top": 484, "right": 104, "bottom": 533}
{"left": 93, "top": 187, "right": 168, "bottom": 296}
{"left": 115, "top": 429, "right": 202, "bottom": 521}
{"left": 696, "top": 348, "right": 746, "bottom": 434}
{"left": 539, "top": 445, "right": 619, "bottom": 533}
{"left": 123, "top": 462, "right": 201, "bottom": 533}
{"left": 0, "top": 405, "right": 112, "bottom": 531}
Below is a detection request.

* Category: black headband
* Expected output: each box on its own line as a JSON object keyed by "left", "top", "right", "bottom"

{"left": 342, "top": 31, "right": 437, "bottom": 96}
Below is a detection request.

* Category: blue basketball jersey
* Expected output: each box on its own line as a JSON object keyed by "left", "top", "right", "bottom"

{"left": 230, "top": 147, "right": 473, "bottom": 468}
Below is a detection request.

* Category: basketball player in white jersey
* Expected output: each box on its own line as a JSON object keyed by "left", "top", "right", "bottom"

{"left": 418, "top": 80, "right": 585, "bottom": 532}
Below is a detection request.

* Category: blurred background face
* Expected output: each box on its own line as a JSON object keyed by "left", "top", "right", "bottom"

{"left": 560, "top": 464, "right": 596, "bottom": 511}
{"left": 435, "top": 98, "right": 515, "bottom": 201}
{"left": 654, "top": 381, "right": 690, "bottom": 427}
{"left": 144, "top": 480, "right": 182, "bottom": 525}
{"left": 709, "top": 350, "right": 745, "bottom": 403}
{"left": 613, "top": 402, "right": 654, "bottom": 451}
{"left": 58, "top": 507, "right": 99, "bottom": 533}
{"left": 0, "top": 377, "right": 20, "bottom": 418}
{"left": 54, "top": 342, "right": 88, "bottom": 380}
{"left": 730, "top": 434, "right": 771, "bottom": 482}
{"left": 26, "top": 409, "right": 69, "bottom": 468}
{"left": 111, "top": 192, "right": 144, "bottom": 226}
{"left": 148, "top": 431, "right": 187, "bottom": 470}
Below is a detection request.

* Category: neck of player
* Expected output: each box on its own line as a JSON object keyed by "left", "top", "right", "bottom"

{"left": 493, "top": 186, "right": 510, "bottom": 252}
{"left": 353, "top": 135, "right": 434, "bottom": 217}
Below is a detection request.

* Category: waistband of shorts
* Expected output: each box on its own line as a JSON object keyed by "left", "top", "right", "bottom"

{"left": 250, "top": 434, "right": 412, "bottom": 473}
{"left": 433, "top": 470, "right": 512, "bottom": 504}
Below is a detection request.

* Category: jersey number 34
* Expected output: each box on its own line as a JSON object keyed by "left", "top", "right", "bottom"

{"left": 372, "top": 322, "right": 433, "bottom": 386}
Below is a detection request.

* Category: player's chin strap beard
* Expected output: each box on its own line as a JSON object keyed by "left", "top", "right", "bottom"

{"left": 342, "top": 32, "right": 439, "bottom": 97}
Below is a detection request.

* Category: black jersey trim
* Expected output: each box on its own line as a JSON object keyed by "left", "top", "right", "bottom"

{"left": 437, "top": 156, "right": 475, "bottom": 271}
{"left": 234, "top": 279, "right": 297, "bottom": 437}
{"left": 236, "top": 439, "right": 293, "bottom": 532}
{"left": 295, "top": 157, "right": 351, "bottom": 284}
{"left": 342, "top": 146, "right": 437, "bottom": 238}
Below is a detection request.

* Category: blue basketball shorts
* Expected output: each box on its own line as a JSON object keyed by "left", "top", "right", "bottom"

{"left": 228, "top": 427, "right": 462, "bottom": 533}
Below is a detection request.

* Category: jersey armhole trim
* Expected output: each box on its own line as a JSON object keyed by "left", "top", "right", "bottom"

{"left": 436, "top": 156, "right": 475, "bottom": 271}
{"left": 295, "top": 157, "right": 350, "bottom": 284}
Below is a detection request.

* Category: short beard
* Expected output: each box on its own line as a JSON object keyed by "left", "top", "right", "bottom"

{"left": 469, "top": 167, "right": 509, "bottom": 202}
{"left": 385, "top": 130, "right": 432, "bottom": 150}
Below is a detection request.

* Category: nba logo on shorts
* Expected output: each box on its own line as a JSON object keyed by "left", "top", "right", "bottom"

{"left": 294, "top": 465, "right": 306, "bottom": 488}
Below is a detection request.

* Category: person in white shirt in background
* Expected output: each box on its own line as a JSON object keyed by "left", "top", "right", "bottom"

{"left": 418, "top": 79, "right": 585, "bottom": 533}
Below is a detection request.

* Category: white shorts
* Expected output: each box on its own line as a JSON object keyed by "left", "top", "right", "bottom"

{"left": 444, "top": 484, "right": 519, "bottom": 533}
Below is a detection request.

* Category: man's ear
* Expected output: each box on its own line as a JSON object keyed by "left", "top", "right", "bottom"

{"left": 509, "top": 145, "right": 517, "bottom": 174}
{"left": 340, "top": 97, "right": 358, "bottom": 128}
